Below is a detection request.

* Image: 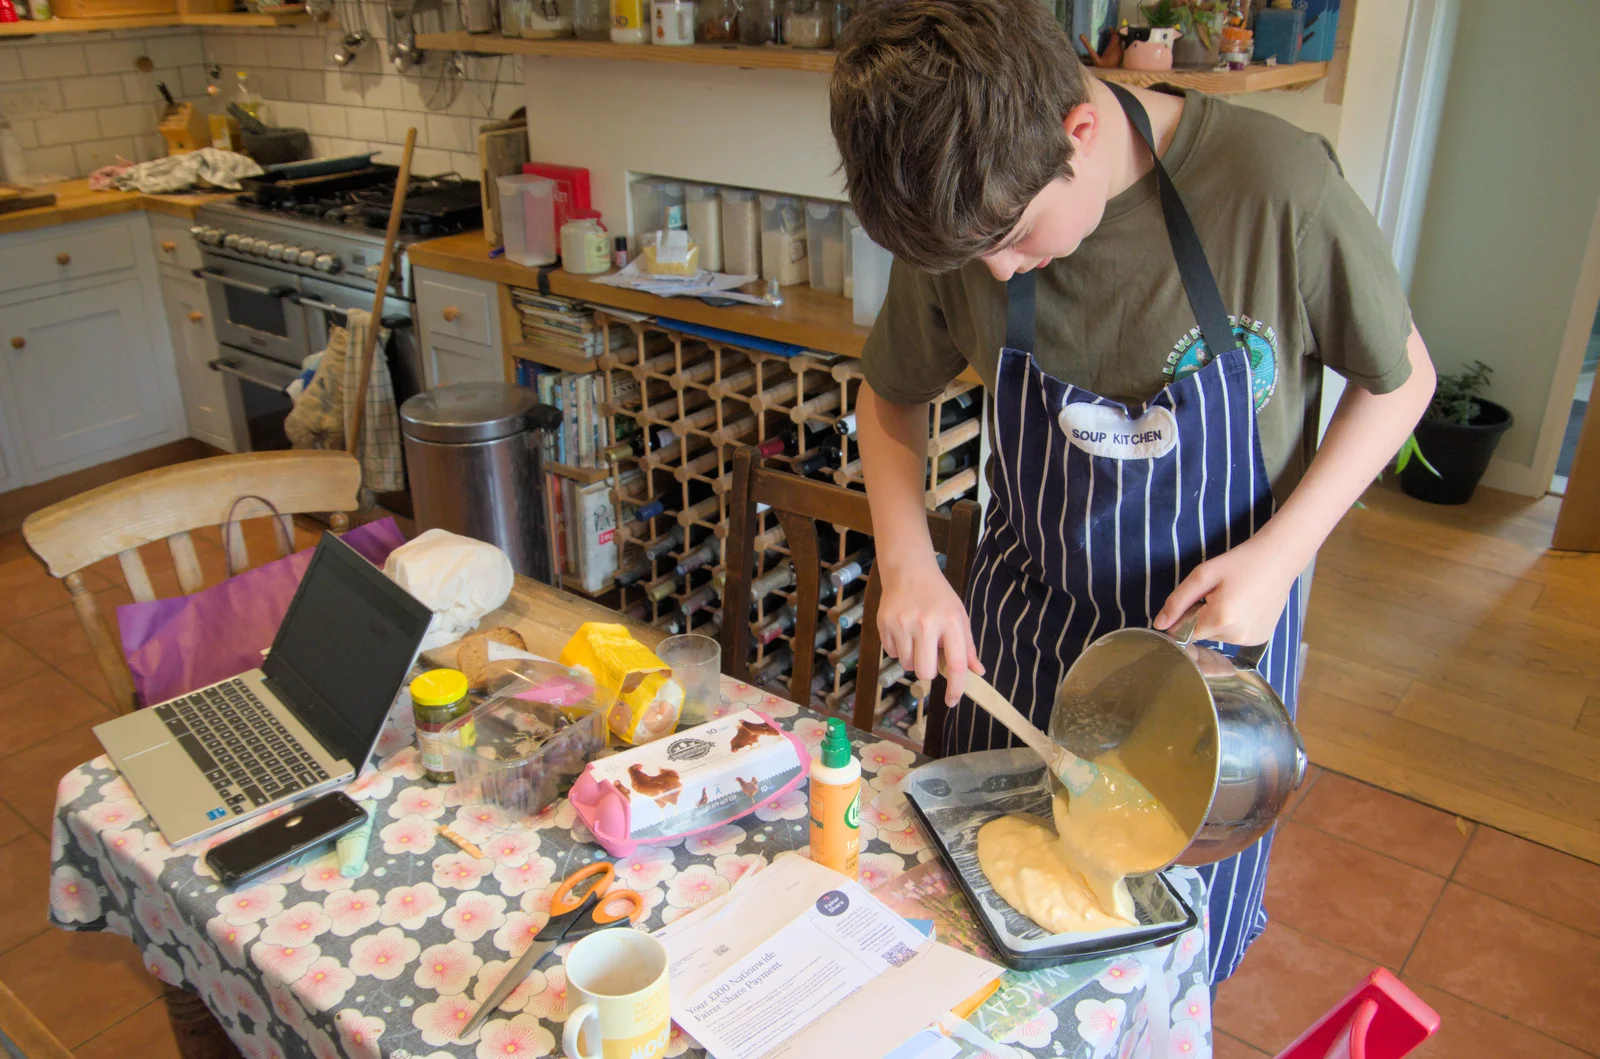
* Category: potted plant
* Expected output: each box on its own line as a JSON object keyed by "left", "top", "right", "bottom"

{"left": 1399, "top": 360, "right": 1513, "bottom": 505}
{"left": 1172, "top": 0, "right": 1226, "bottom": 67}
{"left": 1123, "top": 0, "right": 1183, "bottom": 70}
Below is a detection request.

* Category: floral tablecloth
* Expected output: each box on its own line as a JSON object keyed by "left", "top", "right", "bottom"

{"left": 48, "top": 677, "right": 1212, "bottom": 1059}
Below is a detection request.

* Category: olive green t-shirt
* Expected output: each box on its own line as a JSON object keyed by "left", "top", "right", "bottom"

{"left": 861, "top": 89, "right": 1414, "bottom": 502}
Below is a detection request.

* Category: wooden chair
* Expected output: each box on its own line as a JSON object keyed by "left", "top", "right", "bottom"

{"left": 721, "top": 446, "right": 982, "bottom": 758}
{"left": 21, "top": 450, "right": 362, "bottom": 717}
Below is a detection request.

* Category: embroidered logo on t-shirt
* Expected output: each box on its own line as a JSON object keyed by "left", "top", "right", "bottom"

{"left": 1058, "top": 402, "right": 1179, "bottom": 460}
{"left": 1162, "top": 315, "right": 1280, "bottom": 411}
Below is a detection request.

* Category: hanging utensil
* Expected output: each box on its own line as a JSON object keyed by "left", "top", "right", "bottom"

{"left": 155, "top": 80, "right": 176, "bottom": 109}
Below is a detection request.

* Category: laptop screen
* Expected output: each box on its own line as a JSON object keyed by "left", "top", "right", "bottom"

{"left": 263, "top": 532, "right": 433, "bottom": 770}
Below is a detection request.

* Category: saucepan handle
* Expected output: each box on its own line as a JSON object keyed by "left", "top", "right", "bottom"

{"left": 1165, "top": 603, "right": 1270, "bottom": 671}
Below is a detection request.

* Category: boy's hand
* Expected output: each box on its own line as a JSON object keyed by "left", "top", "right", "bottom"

{"left": 1152, "top": 533, "right": 1304, "bottom": 646}
{"left": 878, "top": 557, "right": 985, "bottom": 705}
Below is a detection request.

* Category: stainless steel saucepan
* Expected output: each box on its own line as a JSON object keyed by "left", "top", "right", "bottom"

{"left": 1046, "top": 609, "right": 1309, "bottom": 867}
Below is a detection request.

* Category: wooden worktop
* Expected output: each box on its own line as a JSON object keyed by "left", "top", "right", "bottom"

{"left": 0, "top": 179, "right": 234, "bottom": 238}
{"left": 408, "top": 230, "right": 876, "bottom": 360}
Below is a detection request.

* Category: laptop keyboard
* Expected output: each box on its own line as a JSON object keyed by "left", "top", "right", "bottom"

{"left": 154, "top": 678, "right": 330, "bottom": 814}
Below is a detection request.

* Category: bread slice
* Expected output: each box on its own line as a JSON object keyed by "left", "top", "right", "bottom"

{"left": 456, "top": 626, "right": 528, "bottom": 689}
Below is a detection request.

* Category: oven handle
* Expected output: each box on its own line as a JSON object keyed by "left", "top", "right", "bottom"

{"left": 209, "top": 357, "right": 291, "bottom": 390}
{"left": 194, "top": 267, "right": 296, "bottom": 300}
{"left": 294, "top": 294, "right": 415, "bottom": 331}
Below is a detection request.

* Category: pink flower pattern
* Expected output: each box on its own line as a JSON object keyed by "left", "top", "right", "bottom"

{"left": 45, "top": 682, "right": 1209, "bottom": 1059}
{"left": 322, "top": 888, "right": 382, "bottom": 937}
{"left": 348, "top": 925, "right": 420, "bottom": 979}
{"left": 443, "top": 891, "right": 508, "bottom": 942}
{"left": 476, "top": 1014, "right": 555, "bottom": 1059}
{"left": 414, "top": 939, "right": 482, "bottom": 994}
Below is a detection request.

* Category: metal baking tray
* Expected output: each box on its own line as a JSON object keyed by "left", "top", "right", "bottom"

{"left": 904, "top": 748, "right": 1198, "bottom": 970}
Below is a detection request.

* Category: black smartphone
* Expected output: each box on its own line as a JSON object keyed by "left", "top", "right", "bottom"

{"left": 207, "top": 792, "right": 367, "bottom": 888}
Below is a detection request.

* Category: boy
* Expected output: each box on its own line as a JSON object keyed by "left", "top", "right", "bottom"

{"left": 831, "top": 0, "right": 1435, "bottom": 983}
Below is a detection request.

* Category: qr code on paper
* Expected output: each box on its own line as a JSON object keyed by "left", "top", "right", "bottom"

{"left": 713, "top": 944, "right": 729, "bottom": 957}
{"left": 882, "top": 943, "right": 917, "bottom": 968}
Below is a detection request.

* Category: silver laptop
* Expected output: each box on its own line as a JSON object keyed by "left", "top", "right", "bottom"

{"left": 95, "top": 532, "right": 432, "bottom": 845}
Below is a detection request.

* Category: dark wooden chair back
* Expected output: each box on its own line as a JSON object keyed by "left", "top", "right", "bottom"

{"left": 720, "top": 446, "right": 981, "bottom": 757}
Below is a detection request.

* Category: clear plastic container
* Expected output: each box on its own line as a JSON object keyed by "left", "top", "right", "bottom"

{"left": 651, "top": 0, "right": 694, "bottom": 43}
{"left": 499, "top": 174, "right": 559, "bottom": 267}
{"left": 661, "top": 181, "right": 687, "bottom": 230}
{"left": 760, "top": 194, "right": 808, "bottom": 286}
{"left": 842, "top": 206, "right": 858, "bottom": 299}
{"left": 697, "top": 0, "right": 737, "bottom": 40}
{"left": 629, "top": 177, "right": 666, "bottom": 246}
{"left": 785, "top": 0, "right": 832, "bottom": 47}
{"left": 853, "top": 223, "right": 893, "bottom": 326}
{"left": 720, "top": 187, "right": 761, "bottom": 277}
{"left": 805, "top": 201, "right": 844, "bottom": 294}
{"left": 561, "top": 212, "right": 611, "bottom": 274}
{"left": 685, "top": 184, "right": 722, "bottom": 272}
{"left": 440, "top": 659, "right": 614, "bottom": 822}
{"left": 505, "top": 0, "right": 572, "bottom": 38}
{"left": 574, "top": 0, "right": 610, "bottom": 37}
{"left": 737, "top": 0, "right": 781, "bottom": 44}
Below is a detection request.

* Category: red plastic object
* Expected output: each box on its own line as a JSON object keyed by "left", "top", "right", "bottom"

{"left": 521, "top": 162, "right": 592, "bottom": 234}
{"left": 1275, "top": 969, "right": 1439, "bottom": 1059}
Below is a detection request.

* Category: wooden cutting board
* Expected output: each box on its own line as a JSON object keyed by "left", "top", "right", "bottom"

{"left": 0, "top": 185, "right": 57, "bottom": 215}
{"left": 477, "top": 120, "right": 529, "bottom": 250}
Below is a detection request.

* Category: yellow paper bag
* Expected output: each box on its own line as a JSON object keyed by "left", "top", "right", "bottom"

{"left": 559, "top": 622, "right": 683, "bottom": 745}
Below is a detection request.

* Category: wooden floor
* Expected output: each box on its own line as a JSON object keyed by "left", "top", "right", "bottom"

{"left": 1301, "top": 479, "right": 1600, "bottom": 864}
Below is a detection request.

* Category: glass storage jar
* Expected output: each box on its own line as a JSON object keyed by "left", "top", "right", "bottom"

{"left": 504, "top": 0, "right": 571, "bottom": 37}
{"left": 785, "top": 0, "right": 831, "bottom": 47}
{"left": 574, "top": 0, "right": 610, "bottom": 37}
{"left": 737, "top": 0, "right": 782, "bottom": 44}
{"left": 832, "top": 0, "right": 854, "bottom": 39}
{"left": 697, "top": 0, "right": 737, "bottom": 41}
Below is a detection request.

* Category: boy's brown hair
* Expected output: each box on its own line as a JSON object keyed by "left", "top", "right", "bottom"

{"left": 830, "top": 0, "right": 1091, "bottom": 272}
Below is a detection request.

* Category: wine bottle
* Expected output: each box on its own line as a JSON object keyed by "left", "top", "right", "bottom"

{"left": 932, "top": 390, "right": 979, "bottom": 431}
{"left": 643, "top": 526, "right": 685, "bottom": 561}
{"left": 833, "top": 411, "right": 857, "bottom": 438}
{"left": 750, "top": 645, "right": 794, "bottom": 686}
{"left": 646, "top": 576, "right": 679, "bottom": 603}
{"left": 758, "top": 422, "right": 832, "bottom": 459}
{"left": 750, "top": 561, "right": 796, "bottom": 600}
{"left": 877, "top": 659, "right": 907, "bottom": 690}
{"left": 830, "top": 544, "right": 875, "bottom": 589}
{"left": 679, "top": 583, "right": 718, "bottom": 616}
{"left": 614, "top": 556, "right": 653, "bottom": 586}
{"left": 837, "top": 600, "right": 865, "bottom": 631}
{"left": 934, "top": 443, "right": 978, "bottom": 478}
{"left": 675, "top": 540, "right": 719, "bottom": 576}
{"left": 604, "top": 425, "right": 675, "bottom": 462}
{"left": 627, "top": 492, "right": 681, "bottom": 529}
{"left": 754, "top": 605, "right": 796, "bottom": 645}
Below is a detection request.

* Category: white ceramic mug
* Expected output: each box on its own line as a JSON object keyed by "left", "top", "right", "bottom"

{"left": 563, "top": 929, "right": 672, "bottom": 1059}
{"left": 651, "top": 0, "right": 695, "bottom": 44}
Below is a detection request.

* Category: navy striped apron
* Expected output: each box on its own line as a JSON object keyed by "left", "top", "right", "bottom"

{"left": 949, "top": 84, "right": 1307, "bottom": 984}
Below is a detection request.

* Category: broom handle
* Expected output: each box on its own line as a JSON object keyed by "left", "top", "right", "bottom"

{"left": 348, "top": 127, "right": 417, "bottom": 460}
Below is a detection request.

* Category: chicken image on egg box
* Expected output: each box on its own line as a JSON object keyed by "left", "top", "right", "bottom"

{"left": 559, "top": 622, "right": 684, "bottom": 745}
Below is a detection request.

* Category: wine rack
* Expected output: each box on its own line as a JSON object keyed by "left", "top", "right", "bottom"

{"left": 594, "top": 312, "right": 984, "bottom": 748}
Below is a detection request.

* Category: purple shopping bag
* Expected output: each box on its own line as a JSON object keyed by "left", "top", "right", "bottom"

{"left": 116, "top": 519, "right": 408, "bottom": 707}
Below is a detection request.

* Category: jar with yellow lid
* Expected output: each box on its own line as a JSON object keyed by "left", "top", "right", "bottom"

{"left": 412, "top": 669, "right": 474, "bottom": 783}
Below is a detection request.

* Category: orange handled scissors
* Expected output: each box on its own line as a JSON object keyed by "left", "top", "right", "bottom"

{"left": 459, "top": 862, "right": 644, "bottom": 1038}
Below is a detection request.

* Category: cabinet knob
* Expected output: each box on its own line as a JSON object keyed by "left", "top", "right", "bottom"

{"left": 441, "top": 306, "right": 460, "bottom": 323}
{"left": 9, "top": 337, "right": 23, "bottom": 350}
{"left": 161, "top": 240, "right": 177, "bottom": 253}
{"left": 55, "top": 252, "right": 70, "bottom": 266}
{"left": 188, "top": 310, "right": 205, "bottom": 323}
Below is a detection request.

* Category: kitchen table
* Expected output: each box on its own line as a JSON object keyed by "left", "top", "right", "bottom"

{"left": 47, "top": 579, "right": 1212, "bottom": 1059}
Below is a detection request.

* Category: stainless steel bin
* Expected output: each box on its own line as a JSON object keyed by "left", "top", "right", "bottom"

{"left": 400, "top": 383, "right": 562, "bottom": 583}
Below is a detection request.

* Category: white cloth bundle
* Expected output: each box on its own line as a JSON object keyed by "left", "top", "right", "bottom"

{"left": 383, "top": 529, "right": 514, "bottom": 651}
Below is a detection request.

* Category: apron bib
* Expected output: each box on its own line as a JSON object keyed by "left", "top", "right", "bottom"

{"left": 952, "top": 83, "right": 1308, "bottom": 984}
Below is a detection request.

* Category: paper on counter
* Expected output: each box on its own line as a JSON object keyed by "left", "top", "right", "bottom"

{"left": 654, "top": 854, "right": 1000, "bottom": 1059}
{"left": 591, "top": 258, "right": 760, "bottom": 300}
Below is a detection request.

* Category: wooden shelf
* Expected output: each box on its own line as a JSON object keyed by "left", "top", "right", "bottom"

{"left": 548, "top": 460, "right": 611, "bottom": 484}
{"left": 414, "top": 31, "right": 835, "bottom": 73}
{"left": 0, "top": 6, "right": 312, "bottom": 35}
{"left": 413, "top": 31, "right": 1326, "bottom": 92}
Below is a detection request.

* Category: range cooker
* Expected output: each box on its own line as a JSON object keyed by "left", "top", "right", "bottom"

{"left": 190, "top": 168, "right": 481, "bottom": 463}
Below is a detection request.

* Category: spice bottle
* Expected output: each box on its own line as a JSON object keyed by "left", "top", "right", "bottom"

{"left": 611, "top": 0, "right": 647, "bottom": 43}
{"left": 785, "top": 0, "right": 832, "bottom": 48}
{"left": 808, "top": 718, "right": 861, "bottom": 877}
{"left": 697, "top": 0, "right": 737, "bottom": 41}
{"left": 411, "top": 669, "right": 473, "bottom": 783}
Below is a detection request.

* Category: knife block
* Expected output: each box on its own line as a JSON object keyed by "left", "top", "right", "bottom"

{"left": 159, "top": 103, "right": 211, "bottom": 155}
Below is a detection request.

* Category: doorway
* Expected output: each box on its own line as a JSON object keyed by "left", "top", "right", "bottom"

{"left": 1551, "top": 301, "right": 1598, "bottom": 495}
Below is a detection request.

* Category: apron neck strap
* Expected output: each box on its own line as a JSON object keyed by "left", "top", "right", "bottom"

{"left": 1103, "top": 81, "right": 1237, "bottom": 358}
{"left": 1005, "top": 267, "right": 1037, "bottom": 354}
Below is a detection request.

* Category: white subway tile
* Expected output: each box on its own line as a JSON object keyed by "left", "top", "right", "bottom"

{"left": 24, "top": 144, "right": 77, "bottom": 180}
{"left": 410, "top": 146, "right": 452, "bottom": 178}
{"left": 449, "top": 151, "right": 479, "bottom": 180}
{"left": 11, "top": 118, "right": 37, "bottom": 149}
{"left": 305, "top": 102, "right": 347, "bottom": 136}
{"left": 369, "top": 142, "right": 401, "bottom": 165}
{"left": 424, "top": 112, "right": 472, "bottom": 153}
{"left": 383, "top": 109, "right": 415, "bottom": 144}
{"left": 0, "top": 47, "right": 23, "bottom": 84}
{"left": 179, "top": 65, "right": 210, "bottom": 99}
{"left": 21, "top": 44, "right": 88, "bottom": 81}
{"left": 271, "top": 99, "right": 310, "bottom": 129}
{"left": 97, "top": 102, "right": 159, "bottom": 139}
{"left": 321, "top": 136, "right": 364, "bottom": 156}
{"left": 397, "top": 74, "right": 427, "bottom": 113}
{"left": 287, "top": 75, "right": 326, "bottom": 104}
{"left": 146, "top": 36, "right": 200, "bottom": 70}
{"left": 83, "top": 39, "right": 138, "bottom": 76}
{"left": 61, "top": 73, "right": 126, "bottom": 112}
{"left": 300, "top": 35, "right": 331, "bottom": 69}
{"left": 206, "top": 35, "right": 238, "bottom": 66}
{"left": 35, "top": 108, "right": 102, "bottom": 147}
{"left": 265, "top": 37, "right": 302, "bottom": 70}
{"left": 136, "top": 132, "right": 165, "bottom": 163}
{"left": 345, "top": 106, "right": 387, "bottom": 141}
{"left": 358, "top": 71, "right": 403, "bottom": 110}
{"left": 323, "top": 69, "right": 363, "bottom": 105}
{"left": 75, "top": 136, "right": 137, "bottom": 175}
{"left": 255, "top": 68, "right": 289, "bottom": 100}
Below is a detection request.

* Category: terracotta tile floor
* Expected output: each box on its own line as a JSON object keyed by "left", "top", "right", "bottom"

{"left": 0, "top": 521, "right": 1595, "bottom": 1057}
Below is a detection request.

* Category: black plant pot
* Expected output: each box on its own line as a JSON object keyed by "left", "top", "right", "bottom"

{"left": 1400, "top": 399, "right": 1514, "bottom": 505}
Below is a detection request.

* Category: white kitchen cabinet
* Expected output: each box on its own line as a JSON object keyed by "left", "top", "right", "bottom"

{"left": 1, "top": 276, "right": 177, "bottom": 479}
{"left": 414, "top": 266, "right": 506, "bottom": 388}
{"left": 159, "top": 271, "right": 242, "bottom": 453}
{"left": 422, "top": 334, "right": 508, "bottom": 388}
{"left": 0, "top": 400, "right": 19, "bottom": 495}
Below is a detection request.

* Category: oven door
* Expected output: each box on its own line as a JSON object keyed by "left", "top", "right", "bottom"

{"left": 199, "top": 257, "right": 308, "bottom": 368}
{"left": 208, "top": 346, "right": 301, "bottom": 452}
{"left": 296, "top": 275, "right": 422, "bottom": 405}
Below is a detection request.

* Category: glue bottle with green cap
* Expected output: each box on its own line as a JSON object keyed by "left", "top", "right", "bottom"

{"left": 808, "top": 718, "right": 861, "bottom": 877}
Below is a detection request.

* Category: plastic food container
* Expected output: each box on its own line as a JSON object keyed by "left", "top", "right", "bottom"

{"left": 842, "top": 206, "right": 858, "bottom": 299}
{"left": 561, "top": 212, "right": 611, "bottom": 275}
{"left": 685, "top": 184, "right": 722, "bottom": 272}
{"left": 441, "top": 659, "right": 614, "bottom": 822}
{"left": 720, "top": 187, "right": 760, "bottom": 277}
{"left": 760, "top": 194, "right": 808, "bottom": 286}
{"left": 630, "top": 177, "right": 666, "bottom": 247}
{"left": 852, "top": 223, "right": 892, "bottom": 326}
{"left": 498, "top": 174, "right": 558, "bottom": 267}
{"left": 805, "top": 200, "right": 844, "bottom": 294}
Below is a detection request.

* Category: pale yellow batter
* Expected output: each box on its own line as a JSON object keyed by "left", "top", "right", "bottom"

{"left": 977, "top": 753, "right": 1189, "bottom": 935}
